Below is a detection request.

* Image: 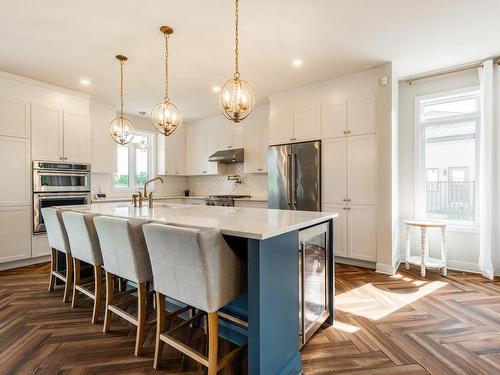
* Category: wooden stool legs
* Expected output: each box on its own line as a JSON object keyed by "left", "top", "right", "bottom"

{"left": 103, "top": 272, "right": 114, "bottom": 333}
{"left": 153, "top": 292, "right": 246, "bottom": 373}
{"left": 47, "top": 248, "right": 73, "bottom": 303}
{"left": 102, "top": 272, "right": 152, "bottom": 357}
{"left": 153, "top": 292, "right": 166, "bottom": 369}
{"left": 92, "top": 266, "right": 103, "bottom": 324}
{"left": 207, "top": 312, "right": 219, "bottom": 375}
{"left": 135, "top": 282, "right": 147, "bottom": 356}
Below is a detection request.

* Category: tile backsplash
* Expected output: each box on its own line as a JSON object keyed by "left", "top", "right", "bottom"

{"left": 187, "top": 164, "right": 268, "bottom": 197}
{"left": 91, "top": 163, "right": 268, "bottom": 199}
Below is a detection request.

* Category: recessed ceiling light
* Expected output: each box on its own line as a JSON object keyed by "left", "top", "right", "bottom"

{"left": 292, "top": 59, "right": 303, "bottom": 67}
{"left": 80, "top": 78, "right": 91, "bottom": 85}
{"left": 212, "top": 86, "right": 221, "bottom": 93}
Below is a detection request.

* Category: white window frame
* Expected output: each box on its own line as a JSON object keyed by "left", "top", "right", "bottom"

{"left": 414, "top": 87, "right": 480, "bottom": 231}
{"left": 113, "top": 129, "right": 156, "bottom": 192}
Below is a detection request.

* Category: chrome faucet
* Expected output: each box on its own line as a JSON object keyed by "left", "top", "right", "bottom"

{"left": 143, "top": 176, "right": 164, "bottom": 208}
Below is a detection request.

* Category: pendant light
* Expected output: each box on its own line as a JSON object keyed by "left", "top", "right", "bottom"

{"left": 109, "top": 55, "right": 135, "bottom": 145}
{"left": 151, "top": 26, "right": 181, "bottom": 136}
{"left": 220, "top": 0, "right": 255, "bottom": 123}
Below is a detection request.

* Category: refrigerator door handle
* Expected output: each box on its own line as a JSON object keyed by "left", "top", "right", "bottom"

{"left": 293, "top": 153, "right": 298, "bottom": 208}
{"left": 289, "top": 153, "right": 296, "bottom": 210}
{"left": 287, "top": 153, "right": 292, "bottom": 208}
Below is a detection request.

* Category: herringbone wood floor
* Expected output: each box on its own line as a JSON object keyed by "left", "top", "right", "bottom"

{"left": 0, "top": 262, "right": 499, "bottom": 374}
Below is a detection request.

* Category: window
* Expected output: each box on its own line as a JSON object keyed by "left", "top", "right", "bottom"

{"left": 416, "top": 89, "right": 480, "bottom": 224}
{"left": 114, "top": 131, "right": 155, "bottom": 190}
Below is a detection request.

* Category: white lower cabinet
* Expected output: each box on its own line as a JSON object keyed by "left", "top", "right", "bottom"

{"left": 32, "top": 234, "right": 51, "bottom": 258}
{"left": 0, "top": 206, "right": 31, "bottom": 263}
{"left": 323, "top": 204, "right": 376, "bottom": 262}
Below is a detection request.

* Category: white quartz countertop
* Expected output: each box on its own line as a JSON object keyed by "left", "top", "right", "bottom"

{"left": 69, "top": 202, "right": 337, "bottom": 240}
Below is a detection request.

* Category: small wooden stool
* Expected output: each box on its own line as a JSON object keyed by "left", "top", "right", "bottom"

{"left": 404, "top": 220, "right": 447, "bottom": 277}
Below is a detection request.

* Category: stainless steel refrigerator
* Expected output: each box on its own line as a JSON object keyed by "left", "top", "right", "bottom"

{"left": 268, "top": 141, "right": 321, "bottom": 211}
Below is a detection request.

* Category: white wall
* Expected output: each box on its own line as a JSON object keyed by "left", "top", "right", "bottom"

{"left": 399, "top": 70, "right": 481, "bottom": 272}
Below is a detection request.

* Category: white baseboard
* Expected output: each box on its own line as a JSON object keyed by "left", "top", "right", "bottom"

{"left": 335, "top": 256, "right": 376, "bottom": 270}
{"left": 376, "top": 261, "right": 400, "bottom": 275}
{"left": 0, "top": 256, "right": 50, "bottom": 272}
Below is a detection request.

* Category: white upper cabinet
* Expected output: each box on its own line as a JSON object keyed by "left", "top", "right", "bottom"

{"left": 91, "top": 100, "right": 116, "bottom": 174}
{"left": 244, "top": 122, "right": 268, "bottom": 174}
{"left": 165, "top": 127, "right": 186, "bottom": 176}
{"left": 321, "top": 102, "right": 347, "bottom": 139}
{"left": 205, "top": 131, "right": 218, "bottom": 174}
{"left": 32, "top": 104, "right": 91, "bottom": 163}
{"left": 0, "top": 97, "right": 30, "bottom": 138}
{"left": 186, "top": 129, "right": 218, "bottom": 175}
{"left": 63, "top": 112, "right": 90, "bottom": 163}
{"left": 31, "top": 104, "right": 64, "bottom": 161}
{"left": 0, "top": 136, "right": 30, "bottom": 206}
{"left": 269, "top": 107, "right": 321, "bottom": 145}
{"left": 347, "top": 134, "right": 376, "bottom": 205}
{"left": 293, "top": 106, "right": 321, "bottom": 142}
{"left": 218, "top": 124, "right": 245, "bottom": 150}
{"left": 269, "top": 110, "right": 293, "bottom": 145}
{"left": 347, "top": 95, "right": 376, "bottom": 136}
{"left": 322, "top": 138, "right": 346, "bottom": 204}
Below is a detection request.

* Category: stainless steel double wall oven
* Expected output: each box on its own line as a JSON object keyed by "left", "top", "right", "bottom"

{"left": 32, "top": 161, "right": 91, "bottom": 233}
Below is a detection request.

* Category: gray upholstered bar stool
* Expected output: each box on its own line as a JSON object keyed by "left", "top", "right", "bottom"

{"left": 41, "top": 207, "right": 73, "bottom": 303}
{"left": 61, "top": 211, "right": 104, "bottom": 323}
{"left": 143, "top": 223, "right": 246, "bottom": 374}
{"left": 93, "top": 216, "right": 155, "bottom": 356}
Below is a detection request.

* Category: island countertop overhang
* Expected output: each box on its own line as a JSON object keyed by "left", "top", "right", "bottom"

{"left": 64, "top": 202, "right": 338, "bottom": 240}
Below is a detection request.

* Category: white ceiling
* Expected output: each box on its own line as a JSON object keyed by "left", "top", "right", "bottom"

{"left": 1, "top": 0, "right": 499, "bottom": 122}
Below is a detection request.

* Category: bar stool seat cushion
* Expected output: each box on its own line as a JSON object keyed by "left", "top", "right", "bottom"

{"left": 62, "top": 211, "right": 103, "bottom": 266}
{"left": 94, "top": 216, "right": 153, "bottom": 283}
{"left": 143, "top": 223, "right": 242, "bottom": 313}
{"left": 41, "top": 207, "right": 70, "bottom": 254}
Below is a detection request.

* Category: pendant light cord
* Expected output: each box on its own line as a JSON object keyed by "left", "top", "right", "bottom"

{"left": 234, "top": 0, "right": 240, "bottom": 79}
{"left": 119, "top": 60, "right": 125, "bottom": 118}
{"left": 164, "top": 33, "right": 169, "bottom": 101}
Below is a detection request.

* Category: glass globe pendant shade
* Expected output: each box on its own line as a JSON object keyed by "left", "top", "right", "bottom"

{"left": 151, "top": 100, "right": 181, "bottom": 136}
{"left": 109, "top": 116, "right": 135, "bottom": 145}
{"left": 219, "top": 77, "right": 255, "bottom": 123}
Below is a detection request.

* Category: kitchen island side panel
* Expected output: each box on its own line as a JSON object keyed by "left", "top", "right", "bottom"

{"left": 247, "top": 230, "right": 302, "bottom": 375}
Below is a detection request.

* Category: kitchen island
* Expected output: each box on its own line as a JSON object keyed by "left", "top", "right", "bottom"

{"left": 68, "top": 202, "right": 337, "bottom": 375}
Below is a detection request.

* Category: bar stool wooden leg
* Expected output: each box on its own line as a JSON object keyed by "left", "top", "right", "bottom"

{"left": 63, "top": 252, "right": 73, "bottom": 303}
{"left": 71, "top": 259, "right": 81, "bottom": 308}
{"left": 153, "top": 292, "right": 166, "bottom": 369}
{"left": 135, "top": 282, "right": 147, "bottom": 356}
{"left": 92, "top": 266, "right": 103, "bottom": 324}
{"left": 48, "top": 248, "right": 56, "bottom": 292}
{"left": 103, "top": 272, "right": 114, "bottom": 333}
{"left": 207, "top": 312, "right": 219, "bottom": 375}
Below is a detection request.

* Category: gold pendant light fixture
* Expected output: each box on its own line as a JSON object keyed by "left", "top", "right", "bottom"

{"left": 151, "top": 26, "right": 182, "bottom": 136}
{"left": 220, "top": 0, "right": 255, "bottom": 123}
{"left": 109, "top": 55, "right": 135, "bottom": 145}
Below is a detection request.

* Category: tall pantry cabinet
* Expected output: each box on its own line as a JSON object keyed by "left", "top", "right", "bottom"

{"left": 269, "top": 74, "right": 379, "bottom": 264}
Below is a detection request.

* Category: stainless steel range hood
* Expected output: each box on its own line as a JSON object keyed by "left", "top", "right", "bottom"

{"left": 208, "top": 148, "right": 244, "bottom": 163}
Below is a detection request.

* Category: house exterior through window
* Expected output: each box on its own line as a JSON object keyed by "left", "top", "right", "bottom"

{"left": 416, "top": 88, "right": 480, "bottom": 224}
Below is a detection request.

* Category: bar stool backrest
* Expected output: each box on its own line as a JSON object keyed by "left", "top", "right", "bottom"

{"left": 62, "top": 211, "right": 103, "bottom": 266}
{"left": 143, "top": 223, "right": 242, "bottom": 313}
{"left": 93, "top": 216, "right": 152, "bottom": 283}
{"left": 41, "top": 207, "right": 70, "bottom": 254}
